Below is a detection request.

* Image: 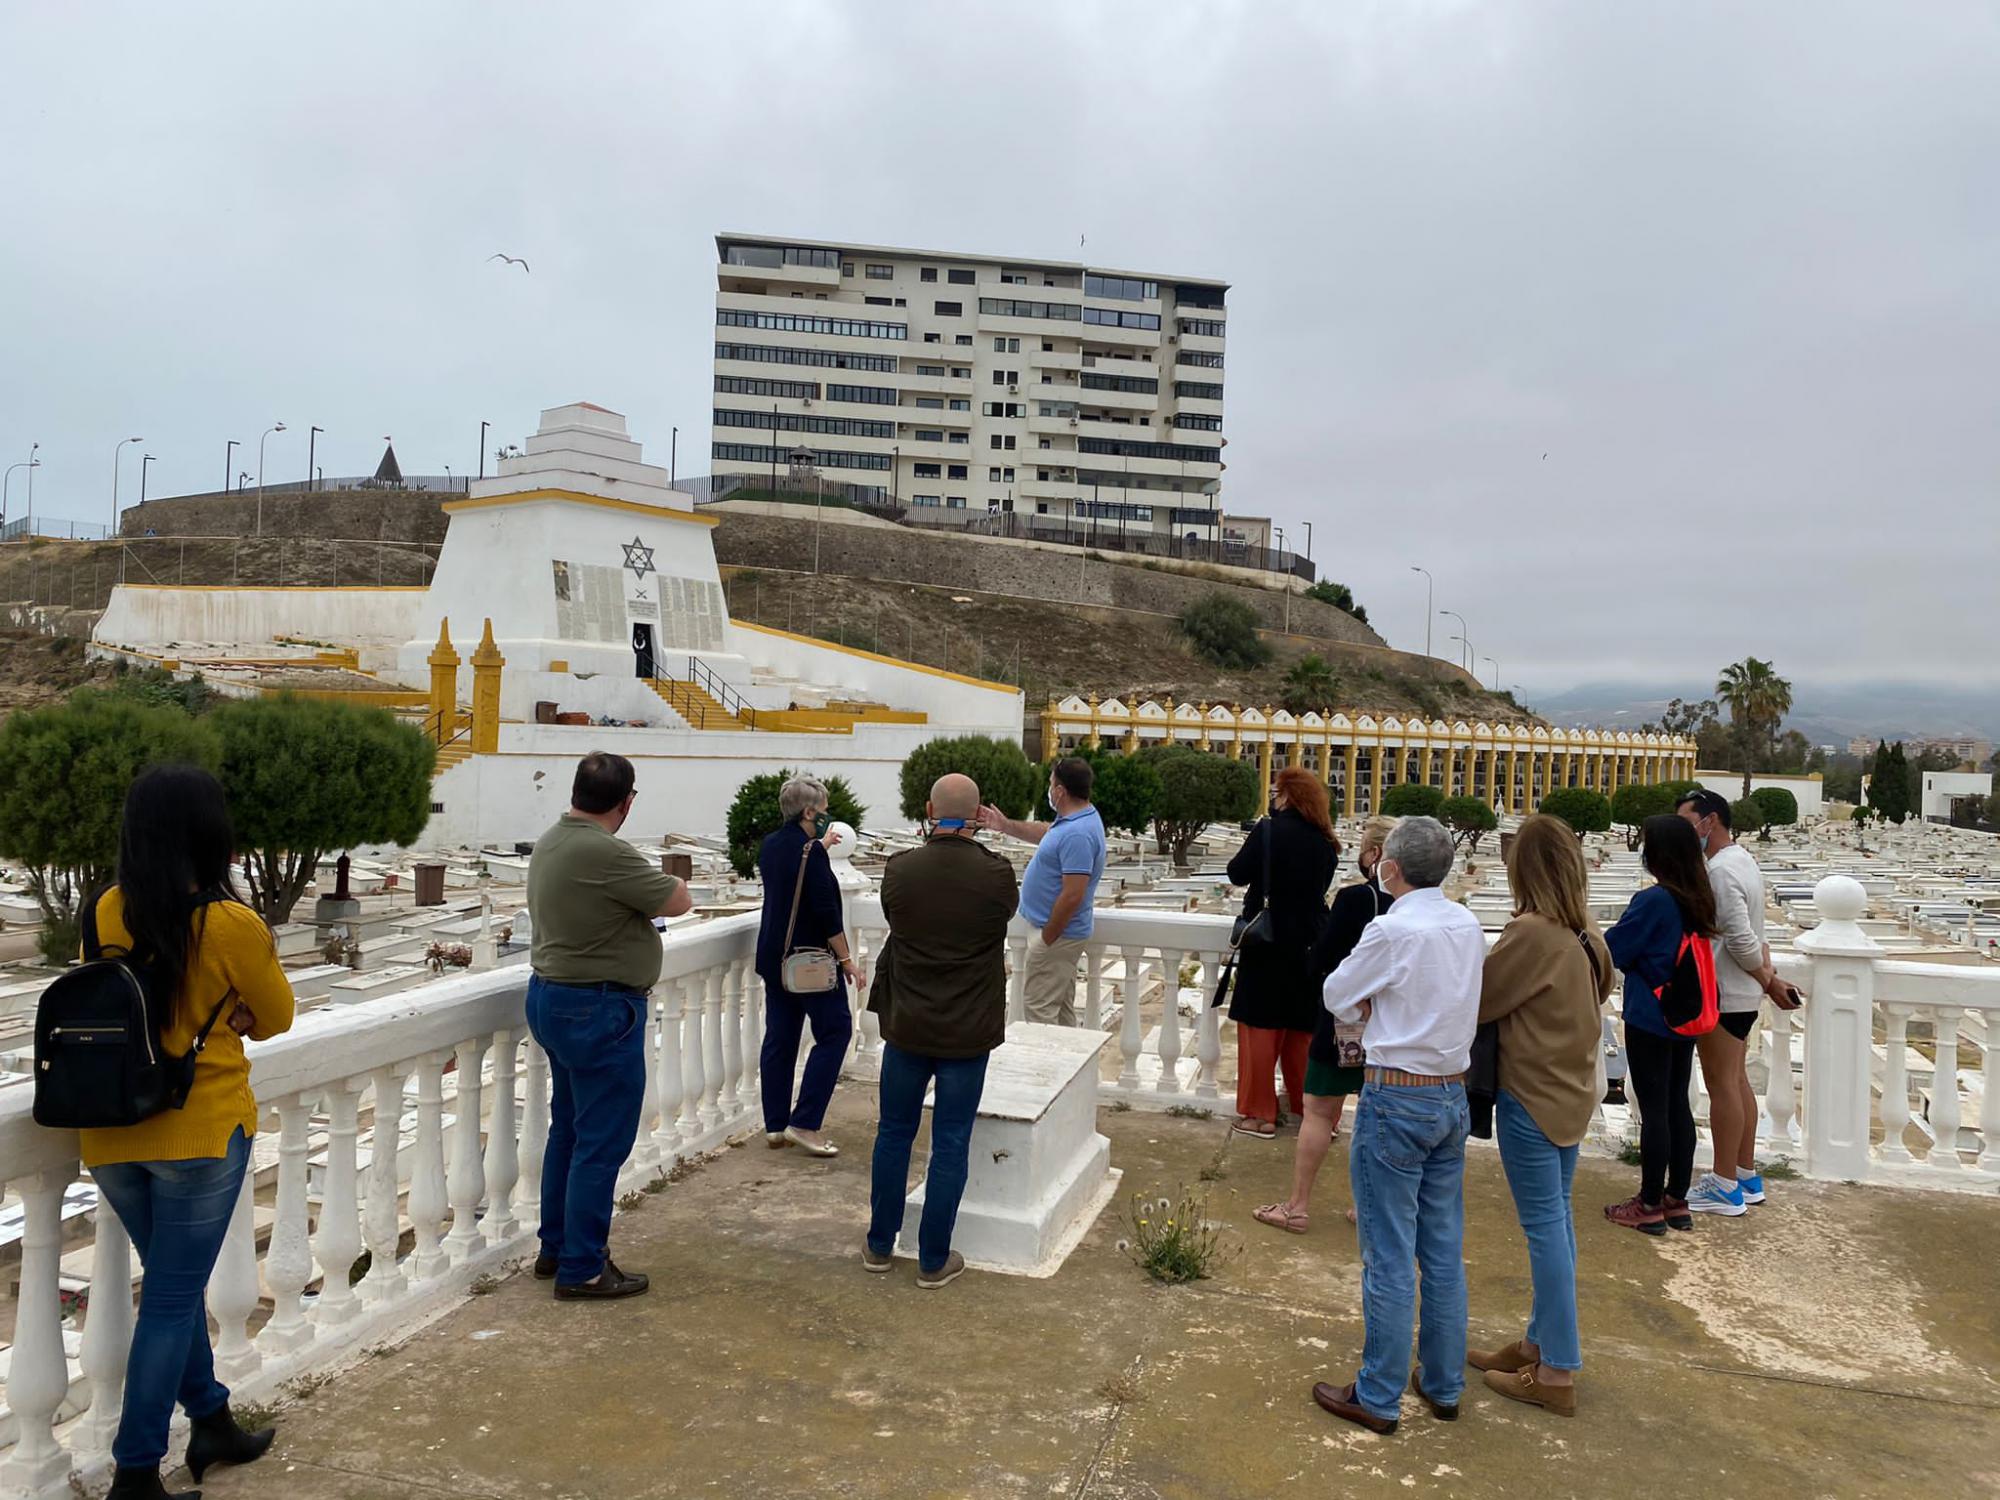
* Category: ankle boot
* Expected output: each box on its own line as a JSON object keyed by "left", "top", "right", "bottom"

{"left": 105, "top": 1465, "right": 199, "bottom": 1499}
{"left": 185, "top": 1402, "right": 276, "bottom": 1482}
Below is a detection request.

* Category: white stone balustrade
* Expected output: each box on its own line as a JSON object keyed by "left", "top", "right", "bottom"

{"left": 0, "top": 912, "right": 764, "bottom": 1499}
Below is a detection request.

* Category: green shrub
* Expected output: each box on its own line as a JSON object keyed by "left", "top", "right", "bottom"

{"left": 1117, "top": 1189, "right": 1234, "bottom": 1285}
{"left": 1610, "top": 782, "right": 1673, "bottom": 848}
{"left": 1731, "top": 796, "right": 1765, "bottom": 836}
{"left": 1279, "top": 654, "right": 1338, "bottom": 715}
{"left": 1539, "top": 787, "right": 1612, "bottom": 833}
{"left": 1438, "top": 794, "right": 1497, "bottom": 850}
{"left": 1303, "top": 579, "right": 1368, "bottom": 624}
{"left": 1038, "top": 747, "right": 1161, "bottom": 834}
{"left": 1177, "top": 592, "right": 1271, "bottom": 670}
{"left": 726, "top": 769, "right": 867, "bottom": 878}
{"left": 898, "top": 734, "right": 1036, "bottom": 822}
{"left": 1381, "top": 783, "right": 1444, "bottom": 818}
{"left": 1749, "top": 786, "right": 1799, "bottom": 828}
{"left": 1139, "top": 745, "right": 1259, "bottom": 864}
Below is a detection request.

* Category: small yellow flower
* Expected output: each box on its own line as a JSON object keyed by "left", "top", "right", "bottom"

{"left": 1139, "top": 1218, "right": 1149, "bottom": 1226}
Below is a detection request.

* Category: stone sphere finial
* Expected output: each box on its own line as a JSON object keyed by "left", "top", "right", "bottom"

{"left": 1813, "top": 874, "right": 1867, "bottom": 925}
{"left": 824, "top": 821, "right": 857, "bottom": 864}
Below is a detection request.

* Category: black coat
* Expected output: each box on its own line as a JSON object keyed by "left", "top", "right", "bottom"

{"left": 1224, "top": 809, "right": 1340, "bottom": 1032}
{"left": 1308, "top": 878, "right": 1394, "bottom": 1066}
{"left": 755, "top": 822, "right": 846, "bottom": 994}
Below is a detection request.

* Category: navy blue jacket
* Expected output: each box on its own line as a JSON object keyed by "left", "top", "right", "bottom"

{"left": 1603, "top": 885, "right": 1689, "bottom": 1039}
{"left": 755, "top": 822, "right": 846, "bottom": 993}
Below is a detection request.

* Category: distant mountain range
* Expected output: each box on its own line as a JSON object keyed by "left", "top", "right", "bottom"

{"left": 1527, "top": 680, "right": 2000, "bottom": 749}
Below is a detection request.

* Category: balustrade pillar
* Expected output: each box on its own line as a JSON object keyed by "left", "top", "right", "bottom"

{"left": 1117, "top": 945, "right": 1144, "bottom": 1089}
{"left": 1763, "top": 1007, "right": 1798, "bottom": 1147}
{"left": 1006, "top": 930, "right": 1028, "bottom": 1024}
{"left": 679, "top": 976, "right": 707, "bottom": 1144}
{"left": 517, "top": 1037, "right": 550, "bottom": 1220}
{"left": 1879, "top": 1005, "right": 1914, "bottom": 1163}
{"left": 719, "top": 961, "right": 745, "bottom": 1115}
{"left": 1929, "top": 1008, "right": 1964, "bottom": 1173}
{"left": 656, "top": 980, "right": 686, "bottom": 1160}
{"left": 0, "top": 1169, "right": 74, "bottom": 1494}
{"left": 407, "top": 1052, "right": 451, "bottom": 1281}
{"left": 210, "top": 1164, "right": 263, "bottom": 1383}
{"left": 634, "top": 994, "right": 662, "bottom": 1171}
{"left": 444, "top": 1036, "right": 489, "bottom": 1262}
{"left": 260, "top": 1093, "right": 317, "bottom": 1352}
{"left": 1194, "top": 951, "right": 1221, "bottom": 1099}
{"left": 1082, "top": 946, "right": 1104, "bottom": 1031}
{"left": 363, "top": 1065, "right": 411, "bottom": 1302}
{"left": 77, "top": 1201, "right": 133, "bottom": 1461}
{"left": 739, "top": 968, "right": 763, "bottom": 1109}
{"left": 701, "top": 968, "right": 727, "bottom": 1129}
{"left": 313, "top": 1082, "right": 365, "bottom": 1327}
{"left": 1796, "top": 876, "right": 1881, "bottom": 1182}
{"left": 1155, "top": 946, "right": 1185, "bottom": 1093}
{"left": 482, "top": 1030, "right": 521, "bottom": 1243}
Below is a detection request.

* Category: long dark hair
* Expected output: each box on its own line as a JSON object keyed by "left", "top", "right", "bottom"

{"left": 1640, "top": 814, "right": 1717, "bottom": 938}
{"left": 115, "top": 764, "right": 243, "bottom": 1011}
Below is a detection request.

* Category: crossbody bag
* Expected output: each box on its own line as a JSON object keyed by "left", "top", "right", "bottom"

{"left": 778, "top": 840, "right": 841, "bottom": 994}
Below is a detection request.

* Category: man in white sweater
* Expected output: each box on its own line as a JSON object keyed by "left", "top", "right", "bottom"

{"left": 1676, "top": 789, "right": 1800, "bottom": 1215}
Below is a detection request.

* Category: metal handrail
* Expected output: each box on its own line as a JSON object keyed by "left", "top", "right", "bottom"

{"left": 652, "top": 656, "right": 755, "bottom": 730}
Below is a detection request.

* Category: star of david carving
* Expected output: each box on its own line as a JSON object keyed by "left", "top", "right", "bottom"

{"left": 621, "top": 537, "right": 656, "bottom": 577}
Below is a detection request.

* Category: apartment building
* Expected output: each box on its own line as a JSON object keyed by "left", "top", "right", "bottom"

{"left": 712, "top": 234, "right": 1226, "bottom": 537}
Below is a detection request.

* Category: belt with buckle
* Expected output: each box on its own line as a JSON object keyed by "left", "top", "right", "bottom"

{"left": 1363, "top": 1067, "right": 1465, "bottom": 1088}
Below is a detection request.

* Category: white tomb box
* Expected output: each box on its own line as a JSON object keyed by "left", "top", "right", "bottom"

{"left": 898, "top": 1022, "right": 1119, "bottom": 1277}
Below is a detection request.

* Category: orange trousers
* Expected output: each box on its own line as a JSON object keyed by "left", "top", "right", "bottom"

{"left": 1235, "top": 1024, "right": 1310, "bottom": 1125}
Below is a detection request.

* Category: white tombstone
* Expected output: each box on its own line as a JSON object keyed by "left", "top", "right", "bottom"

{"left": 897, "top": 1022, "right": 1119, "bottom": 1277}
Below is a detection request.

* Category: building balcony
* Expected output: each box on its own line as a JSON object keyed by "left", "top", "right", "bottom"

{"left": 1173, "top": 330, "right": 1225, "bottom": 353}
{"left": 1172, "top": 395, "right": 1224, "bottom": 419}
{"left": 715, "top": 259, "right": 842, "bottom": 293}
{"left": 895, "top": 371, "right": 975, "bottom": 397}
{"left": 1078, "top": 322, "right": 1162, "bottom": 350}
{"left": 1074, "top": 384, "right": 1157, "bottom": 413}
{"left": 1028, "top": 346, "right": 1083, "bottom": 372}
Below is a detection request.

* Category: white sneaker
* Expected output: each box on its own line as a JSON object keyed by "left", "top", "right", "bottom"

{"left": 1685, "top": 1172, "right": 1747, "bottom": 1216}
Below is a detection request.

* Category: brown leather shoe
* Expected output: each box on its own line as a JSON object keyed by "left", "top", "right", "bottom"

{"left": 1409, "top": 1366, "right": 1458, "bottom": 1421}
{"left": 1311, "top": 1381, "right": 1397, "bottom": 1435}
{"left": 553, "top": 1258, "right": 649, "bottom": 1300}
{"left": 1467, "top": 1339, "right": 1535, "bottom": 1374}
{"left": 1483, "top": 1366, "right": 1577, "bottom": 1417}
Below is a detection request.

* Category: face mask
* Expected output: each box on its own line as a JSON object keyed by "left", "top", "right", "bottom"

{"left": 810, "top": 811, "right": 832, "bottom": 839}
{"left": 930, "top": 816, "right": 968, "bottom": 835}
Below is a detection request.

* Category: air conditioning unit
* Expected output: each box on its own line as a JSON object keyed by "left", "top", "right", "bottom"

{"left": 1167, "top": 334, "right": 1179, "bottom": 343}
{"left": 802, "top": 398, "right": 814, "bottom": 407}
{"left": 1008, "top": 383, "right": 1019, "bottom": 393}
{"left": 1068, "top": 418, "right": 1078, "bottom": 427}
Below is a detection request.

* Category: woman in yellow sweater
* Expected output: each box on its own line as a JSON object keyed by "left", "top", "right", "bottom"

{"left": 84, "top": 765, "right": 295, "bottom": 1500}
{"left": 1467, "top": 814, "right": 1613, "bottom": 1419}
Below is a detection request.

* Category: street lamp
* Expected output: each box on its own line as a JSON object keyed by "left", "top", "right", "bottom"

{"left": 225, "top": 440, "right": 238, "bottom": 493}
{"left": 1301, "top": 520, "right": 1313, "bottom": 563}
{"left": 479, "top": 420, "right": 489, "bottom": 482}
{"left": 237, "top": 471, "right": 252, "bottom": 492}
{"left": 111, "top": 436, "right": 144, "bottom": 537}
{"left": 1409, "top": 566, "right": 1434, "bottom": 656}
{"left": 1482, "top": 655, "right": 1500, "bottom": 691}
{"left": 3, "top": 457, "right": 40, "bottom": 527}
{"left": 25, "top": 442, "right": 37, "bottom": 511}
{"left": 256, "top": 422, "right": 286, "bottom": 535}
{"left": 1440, "top": 609, "right": 1469, "bottom": 670}
{"left": 309, "top": 426, "right": 324, "bottom": 488}
{"left": 669, "top": 425, "right": 677, "bottom": 486}
{"left": 140, "top": 454, "right": 156, "bottom": 504}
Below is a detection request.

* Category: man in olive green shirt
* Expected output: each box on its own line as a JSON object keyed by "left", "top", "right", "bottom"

{"left": 525, "top": 752, "right": 692, "bottom": 1300}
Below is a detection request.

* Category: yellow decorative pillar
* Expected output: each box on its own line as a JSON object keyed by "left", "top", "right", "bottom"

{"left": 425, "top": 619, "right": 459, "bottom": 743}
{"left": 1540, "top": 749, "right": 1554, "bottom": 806}
{"left": 1343, "top": 741, "right": 1359, "bottom": 817}
{"left": 1226, "top": 713, "right": 1243, "bottom": 759}
{"left": 469, "top": 617, "right": 505, "bottom": 755}
{"left": 1085, "top": 693, "right": 1102, "bottom": 750}
{"left": 1372, "top": 736, "right": 1388, "bottom": 814}
{"left": 1504, "top": 747, "right": 1519, "bottom": 813}
{"left": 1040, "top": 707, "right": 1059, "bottom": 762}
{"left": 1197, "top": 703, "right": 1211, "bottom": 752}
{"left": 1256, "top": 737, "right": 1274, "bottom": 816}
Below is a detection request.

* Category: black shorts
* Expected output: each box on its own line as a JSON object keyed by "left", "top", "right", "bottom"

{"left": 1718, "top": 1010, "right": 1757, "bottom": 1041}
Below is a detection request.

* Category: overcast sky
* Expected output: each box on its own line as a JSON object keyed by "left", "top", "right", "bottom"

{"left": 3, "top": 2, "right": 1994, "bottom": 693}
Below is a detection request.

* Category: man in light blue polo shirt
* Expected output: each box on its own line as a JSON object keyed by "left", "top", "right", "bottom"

{"left": 977, "top": 756, "right": 1107, "bottom": 1026}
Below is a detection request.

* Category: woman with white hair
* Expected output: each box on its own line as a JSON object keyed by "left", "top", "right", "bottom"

{"left": 754, "top": 774, "right": 863, "bottom": 1155}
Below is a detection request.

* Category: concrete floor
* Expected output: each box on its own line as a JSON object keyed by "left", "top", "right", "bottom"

{"left": 201, "top": 1092, "right": 2000, "bottom": 1500}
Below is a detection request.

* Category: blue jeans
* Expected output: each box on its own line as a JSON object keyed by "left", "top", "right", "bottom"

{"left": 1348, "top": 1082, "right": 1470, "bottom": 1420}
{"left": 759, "top": 979, "right": 852, "bottom": 1134}
{"left": 526, "top": 975, "right": 649, "bottom": 1285}
{"left": 868, "top": 1043, "right": 989, "bottom": 1272}
{"left": 1495, "top": 1090, "right": 1582, "bottom": 1370}
{"left": 92, "top": 1127, "right": 249, "bottom": 1468}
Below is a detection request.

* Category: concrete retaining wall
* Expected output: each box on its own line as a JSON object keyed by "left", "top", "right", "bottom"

{"left": 119, "top": 489, "right": 451, "bottom": 544}
{"left": 95, "top": 585, "right": 428, "bottom": 648}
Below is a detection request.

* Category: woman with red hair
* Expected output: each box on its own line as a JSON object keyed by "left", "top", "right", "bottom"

{"left": 1225, "top": 766, "right": 1341, "bottom": 1138}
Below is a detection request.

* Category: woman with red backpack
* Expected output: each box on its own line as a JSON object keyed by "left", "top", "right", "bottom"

{"left": 1601, "top": 815, "right": 1719, "bottom": 1235}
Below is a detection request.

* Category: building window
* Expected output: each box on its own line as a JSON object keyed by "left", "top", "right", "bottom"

{"left": 1083, "top": 273, "right": 1158, "bottom": 301}
{"left": 714, "top": 374, "right": 820, "bottom": 401}
{"left": 914, "top": 462, "right": 942, "bottom": 478}
{"left": 1003, "top": 467, "right": 1014, "bottom": 480}
{"left": 1178, "top": 317, "right": 1225, "bottom": 338}
{"left": 714, "top": 408, "right": 895, "bottom": 439}
{"left": 1081, "top": 372, "right": 1159, "bottom": 394}
{"left": 715, "top": 341, "right": 897, "bottom": 373}
{"left": 865, "top": 296, "right": 892, "bottom": 306}
{"left": 865, "top": 263, "right": 893, "bottom": 279}
{"left": 915, "top": 431, "right": 944, "bottom": 443}
{"left": 915, "top": 397, "right": 944, "bottom": 410}
{"left": 947, "top": 463, "right": 968, "bottom": 479}
{"left": 979, "top": 297, "right": 1081, "bottom": 322}
{"left": 894, "top": 298, "right": 906, "bottom": 307}
{"left": 1174, "top": 381, "right": 1224, "bottom": 401}
{"left": 992, "top": 369, "right": 1018, "bottom": 386}
{"left": 923, "top": 332, "right": 941, "bottom": 343}
{"left": 945, "top": 495, "right": 966, "bottom": 509}
{"left": 911, "top": 493, "right": 942, "bottom": 506}
{"left": 1039, "top": 438, "right": 1051, "bottom": 449}
{"left": 921, "top": 267, "right": 938, "bottom": 282}
{"left": 955, "top": 334, "right": 973, "bottom": 345}
{"left": 947, "top": 432, "right": 969, "bottom": 444}
{"left": 989, "top": 467, "right": 1003, "bottom": 481}
{"left": 1042, "top": 340, "right": 1054, "bottom": 351}
{"left": 947, "top": 268, "right": 976, "bottom": 285}
{"left": 949, "top": 398, "right": 970, "bottom": 410}
{"left": 990, "top": 435, "right": 1004, "bottom": 449}
{"left": 1082, "top": 307, "right": 1161, "bottom": 330}
{"left": 712, "top": 441, "right": 890, "bottom": 472}
{"left": 1177, "top": 349, "right": 1224, "bottom": 368}
{"left": 993, "top": 336, "right": 1020, "bottom": 353}
{"left": 915, "top": 363, "right": 946, "bottom": 376}
{"left": 1077, "top": 435, "right": 1220, "bottom": 462}
{"left": 951, "top": 366, "right": 971, "bottom": 378}
{"left": 716, "top": 309, "right": 906, "bottom": 340}
{"left": 1173, "top": 413, "right": 1223, "bottom": 431}
{"left": 824, "top": 383, "right": 896, "bottom": 405}
{"left": 841, "top": 261, "right": 854, "bottom": 276}
{"left": 934, "top": 300, "right": 962, "bottom": 317}
{"left": 722, "top": 243, "right": 841, "bottom": 270}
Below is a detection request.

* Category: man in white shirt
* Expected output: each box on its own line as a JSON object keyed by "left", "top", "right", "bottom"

{"left": 1677, "top": 789, "right": 1799, "bottom": 1216}
{"left": 1309, "top": 816, "right": 1486, "bottom": 1436}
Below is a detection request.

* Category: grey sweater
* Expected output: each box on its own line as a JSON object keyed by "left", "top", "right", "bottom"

{"left": 1706, "top": 843, "right": 1767, "bottom": 1012}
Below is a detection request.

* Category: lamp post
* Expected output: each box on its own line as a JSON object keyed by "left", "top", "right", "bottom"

{"left": 1409, "top": 566, "right": 1434, "bottom": 655}
{"left": 3, "top": 458, "right": 40, "bottom": 528}
{"left": 1301, "top": 519, "right": 1313, "bottom": 564}
{"left": 309, "top": 426, "right": 323, "bottom": 489}
{"left": 237, "top": 471, "right": 251, "bottom": 492}
{"left": 1482, "top": 655, "right": 1500, "bottom": 691}
{"left": 140, "top": 454, "right": 156, "bottom": 504}
{"left": 111, "top": 436, "right": 144, "bottom": 538}
{"left": 669, "top": 425, "right": 677, "bottom": 486}
{"left": 255, "top": 422, "right": 286, "bottom": 535}
{"left": 479, "top": 420, "right": 489, "bottom": 481}
{"left": 224, "top": 440, "right": 238, "bottom": 493}
{"left": 25, "top": 441, "right": 37, "bottom": 511}
{"left": 1440, "top": 609, "right": 1470, "bottom": 670}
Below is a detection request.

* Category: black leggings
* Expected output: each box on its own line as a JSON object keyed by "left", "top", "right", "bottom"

{"left": 1625, "top": 1026, "right": 1696, "bottom": 1204}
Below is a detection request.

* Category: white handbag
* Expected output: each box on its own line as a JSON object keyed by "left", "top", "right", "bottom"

{"left": 778, "top": 840, "right": 840, "bottom": 994}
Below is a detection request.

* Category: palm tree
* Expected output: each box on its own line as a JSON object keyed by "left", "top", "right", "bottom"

{"left": 1280, "top": 654, "right": 1339, "bottom": 716}
{"left": 1715, "top": 657, "right": 1794, "bottom": 799}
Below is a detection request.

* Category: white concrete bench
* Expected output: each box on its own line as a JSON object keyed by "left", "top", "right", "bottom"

{"left": 897, "top": 1022, "right": 1119, "bottom": 1278}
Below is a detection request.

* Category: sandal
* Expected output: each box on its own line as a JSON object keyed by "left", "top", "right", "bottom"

{"left": 1253, "top": 1202, "right": 1309, "bottom": 1234}
{"left": 1230, "top": 1118, "right": 1277, "bottom": 1139}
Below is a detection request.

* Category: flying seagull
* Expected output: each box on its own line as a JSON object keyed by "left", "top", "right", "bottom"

{"left": 488, "top": 253, "right": 530, "bottom": 273}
